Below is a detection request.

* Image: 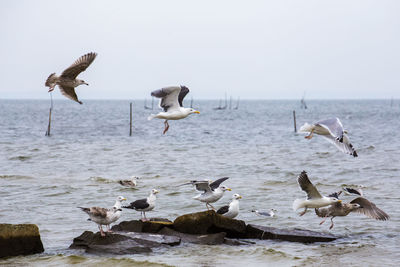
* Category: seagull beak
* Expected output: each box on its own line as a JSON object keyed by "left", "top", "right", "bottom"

{"left": 84, "top": 83, "right": 89, "bottom": 86}
{"left": 226, "top": 187, "right": 232, "bottom": 191}
{"left": 194, "top": 110, "right": 200, "bottom": 114}
{"left": 238, "top": 195, "right": 242, "bottom": 199}
{"left": 338, "top": 200, "right": 342, "bottom": 203}
{"left": 122, "top": 198, "right": 127, "bottom": 201}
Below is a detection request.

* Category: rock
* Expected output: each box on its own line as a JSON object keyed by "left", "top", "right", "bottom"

{"left": 223, "top": 238, "right": 255, "bottom": 246}
{"left": 111, "top": 219, "right": 173, "bottom": 233}
{"left": 0, "top": 224, "right": 44, "bottom": 258}
{"left": 173, "top": 210, "right": 247, "bottom": 237}
{"left": 245, "top": 224, "right": 337, "bottom": 243}
{"left": 70, "top": 230, "right": 180, "bottom": 255}
{"left": 158, "top": 227, "right": 226, "bottom": 245}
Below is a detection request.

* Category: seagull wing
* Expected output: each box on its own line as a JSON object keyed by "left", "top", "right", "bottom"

{"left": 193, "top": 181, "right": 212, "bottom": 193}
{"left": 88, "top": 207, "right": 109, "bottom": 218}
{"left": 350, "top": 197, "right": 389, "bottom": 220}
{"left": 178, "top": 86, "right": 190, "bottom": 107}
{"left": 210, "top": 177, "right": 229, "bottom": 190}
{"left": 151, "top": 86, "right": 181, "bottom": 112}
{"left": 59, "top": 85, "right": 82, "bottom": 104}
{"left": 217, "top": 205, "right": 229, "bottom": 215}
{"left": 328, "top": 191, "right": 342, "bottom": 199}
{"left": 321, "top": 134, "right": 357, "bottom": 156}
{"left": 343, "top": 187, "right": 363, "bottom": 196}
{"left": 297, "top": 171, "right": 322, "bottom": 199}
{"left": 316, "top": 118, "right": 344, "bottom": 141}
{"left": 123, "top": 199, "right": 149, "bottom": 210}
{"left": 61, "top": 52, "right": 97, "bottom": 79}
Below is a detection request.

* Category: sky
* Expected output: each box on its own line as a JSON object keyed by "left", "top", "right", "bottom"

{"left": 1, "top": 0, "right": 399, "bottom": 100}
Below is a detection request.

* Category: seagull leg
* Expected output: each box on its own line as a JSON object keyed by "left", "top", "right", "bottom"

{"left": 99, "top": 225, "right": 105, "bottom": 237}
{"left": 163, "top": 120, "right": 170, "bottom": 134}
{"left": 206, "top": 203, "right": 210, "bottom": 210}
{"left": 208, "top": 203, "right": 216, "bottom": 211}
{"left": 329, "top": 217, "right": 335, "bottom": 229}
{"left": 319, "top": 216, "right": 328, "bottom": 225}
{"left": 106, "top": 225, "right": 113, "bottom": 233}
{"left": 305, "top": 130, "right": 314, "bottom": 139}
{"left": 299, "top": 208, "right": 307, "bottom": 216}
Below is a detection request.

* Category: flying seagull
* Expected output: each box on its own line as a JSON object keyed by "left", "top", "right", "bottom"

{"left": 293, "top": 171, "right": 341, "bottom": 216}
{"left": 181, "top": 177, "right": 231, "bottom": 210}
{"left": 119, "top": 176, "right": 140, "bottom": 188}
{"left": 217, "top": 193, "right": 242, "bottom": 219}
{"left": 45, "top": 52, "right": 97, "bottom": 104}
{"left": 316, "top": 191, "right": 389, "bottom": 229}
{"left": 251, "top": 209, "right": 277, "bottom": 218}
{"left": 123, "top": 189, "right": 159, "bottom": 221}
{"left": 148, "top": 85, "right": 200, "bottom": 134}
{"left": 299, "top": 118, "right": 358, "bottom": 157}
{"left": 79, "top": 196, "right": 126, "bottom": 236}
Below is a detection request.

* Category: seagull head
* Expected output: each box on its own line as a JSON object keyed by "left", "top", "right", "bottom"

{"left": 151, "top": 189, "right": 159, "bottom": 195}
{"left": 232, "top": 194, "right": 242, "bottom": 200}
{"left": 220, "top": 185, "right": 232, "bottom": 192}
{"left": 329, "top": 197, "right": 342, "bottom": 204}
{"left": 189, "top": 108, "right": 200, "bottom": 114}
{"left": 117, "top": 196, "right": 127, "bottom": 202}
{"left": 79, "top": 79, "right": 89, "bottom": 86}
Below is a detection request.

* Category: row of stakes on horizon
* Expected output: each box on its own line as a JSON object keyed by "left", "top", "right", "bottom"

{"left": 43, "top": 52, "right": 388, "bottom": 236}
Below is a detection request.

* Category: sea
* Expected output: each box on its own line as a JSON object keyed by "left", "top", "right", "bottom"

{"left": 0, "top": 99, "right": 399, "bottom": 267}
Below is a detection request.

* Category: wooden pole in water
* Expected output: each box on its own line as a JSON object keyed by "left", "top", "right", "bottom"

{"left": 293, "top": 110, "right": 297, "bottom": 133}
{"left": 129, "top": 102, "right": 133, "bottom": 136}
{"left": 45, "top": 92, "right": 53, "bottom": 136}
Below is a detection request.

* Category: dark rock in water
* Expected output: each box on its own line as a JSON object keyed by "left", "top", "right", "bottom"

{"left": 158, "top": 227, "right": 226, "bottom": 245}
{"left": 70, "top": 230, "right": 180, "bottom": 255}
{"left": 223, "top": 238, "right": 256, "bottom": 246}
{"left": 111, "top": 218, "right": 173, "bottom": 233}
{"left": 0, "top": 224, "right": 44, "bottom": 258}
{"left": 245, "top": 224, "right": 337, "bottom": 243}
{"left": 173, "top": 210, "right": 246, "bottom": 237}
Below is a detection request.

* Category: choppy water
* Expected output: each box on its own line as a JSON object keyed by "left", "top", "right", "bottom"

{"left": 0, "top": 99, "right": 399, "bottom": 266}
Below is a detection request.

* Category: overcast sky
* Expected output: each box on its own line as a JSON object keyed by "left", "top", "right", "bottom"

{"left": 1, "top": 0, "right": 399, "bottom": 100}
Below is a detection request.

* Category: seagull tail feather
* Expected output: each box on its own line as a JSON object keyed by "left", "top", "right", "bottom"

{"left": 292, "top": 199, "right": 304, "bottom": 211}
{"left": 147, "top": 114, "right": 156, "bottom": 121}
{"left": 299, "top": 123, "right": 313, "bottom": 133}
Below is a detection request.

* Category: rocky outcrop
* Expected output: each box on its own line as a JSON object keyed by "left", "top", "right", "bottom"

{"left": 172, "top": 210, "right": 247, "bottom": 237}
{"left": 158, "top": 227, "right": 227, "bottom": 245}
{"left": 245, "top": 224, "right": 337, "bottom": 243}
{"left": 0, "top": 224, "right": 44, "bottom": 258}
{"left": 111, "top": 218, "right": 173, "bottom": 233}
{"left": 70, "top": 230, "right": 180, "bottom": 255}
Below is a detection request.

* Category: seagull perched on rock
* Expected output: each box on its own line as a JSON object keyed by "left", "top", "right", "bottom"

{"left": 293, "top": 171, "right": 341, "bottom": 216}
{"left": 181, "top": 177, "right": 231, "bottom": 210}
{"left": 315, "top": 191, "right": 389, "bottom": 229}
{"left": 217, "top": 193, "right": 242, "bottom": 219}
{"left": 252, "top": 209, "right": 277, "bottom": 218}
{"left": 299, "top": 117, "right": 358, "bottom": 157}
{"left": 119, "top": 176, "right": 140, "bottom": 188}
{"left": 123, "top": 189, "right": 159, "bottom": 221}
{"left": 79, "top": 196, "right": 126, "bottom": 236}
{"left": 45, "top": 52, "right": 97, "bottom": 104}
{"left": 148, "top": 85, "right": 200, "bottom": 134}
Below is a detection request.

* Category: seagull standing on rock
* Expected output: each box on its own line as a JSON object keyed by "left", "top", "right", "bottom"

{"left": 217, "top": 193, "right": 242, "bottom": 219}
{"left": 79, "top": 195, "right": 126, "bottom": 237}
{"left": 293, "top": 171, "right": 341, "bottom": 216}
{"left": 123, "top": 189, "right": 159, "bottom": 221}
{"left": 148, "top": 85, "right": 200, "bottom": 134}
{"left": 181, "top": 177, "right": 231, "bottom": 210}
{"left": 45, "top": 52, "right": 97, "bottom": 104}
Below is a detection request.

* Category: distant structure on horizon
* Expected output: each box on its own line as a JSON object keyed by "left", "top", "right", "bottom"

{"left": 300, "top": 91, "right": 308, "bottom": 109}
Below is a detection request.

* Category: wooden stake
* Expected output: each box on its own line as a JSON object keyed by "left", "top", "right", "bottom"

{"left": 129, "top": 102, "right": 133, "bottom": 136}
{"left": 45, "top": 92, "right": 53, "bottom": 136}
{"left": 293, "top": 110, "right": 297, "bottom": 133}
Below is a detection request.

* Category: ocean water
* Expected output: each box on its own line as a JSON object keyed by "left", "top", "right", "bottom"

{"left": 0, "top": 99, "right": 399, "bottom": 267}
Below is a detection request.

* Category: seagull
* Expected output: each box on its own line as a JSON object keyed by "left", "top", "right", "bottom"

{"left": 148, "top": 85, "right": 200, "bottom": 134}
{"left": 45, "top": 52, "right": 97, "bottom": 104}
{"left": 299, "top": 117, "right": 358, "bottom": 157}
{"left": 293, "top": 171, "right": 341, "bottom": 216}
{"left": 79, "top": 196, "right": 126, "bottom": 236}
{"left": 123, "top": 189, "right": 159, "bottom": 221}
{"left": 119, "top": 176, "right": 140, "bottom": 187}
{"left": 315, "top": 191, "right": 389, "bottom": 229}
{"left": 217, "top": 193, "right": 242, "bottom": 219}
{"left": 181, "top": 177, "right": 231, "bottom": 210}
{"left": 342, "top": 187, "right": 363, "bottom": 196}
{"left": 251, "top": 209, "right": 277, "bottom": 218}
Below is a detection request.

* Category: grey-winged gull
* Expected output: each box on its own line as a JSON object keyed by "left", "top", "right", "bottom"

{"left": 79, "top": 195, "right": 126, "bottom": 236}
{"left": 316, "top": 191, "right": 389, "bottom": 229}
{"left": 181, "top": 177, "right": 231, "bottom": 210}
{"left": 299, "top": 117, "right": 358, "bottom": 157}
{"left": 252, "top": 209, "right": 277, "bottom": 218}
{"left": 119, "top": 176, "right": 140, "bottom": 187}
{"left": 123, "top": 189, "right": 159, "bottom": 221}
{"left": 148, "top": 85, "right": 200, "bottom": 134}
{"left": 217, "top": 193, "right": 242, "bottom": 218}
{"left": 293, "top": 171, "right": 341, "bottom": 216}
{"left": 45, "top": 52, "right": 97, "bottom": 104}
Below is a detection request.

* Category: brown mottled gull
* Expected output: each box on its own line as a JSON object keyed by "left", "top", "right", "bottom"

{"left": 45, "top": 52, "right": 97, "bottom": 104}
